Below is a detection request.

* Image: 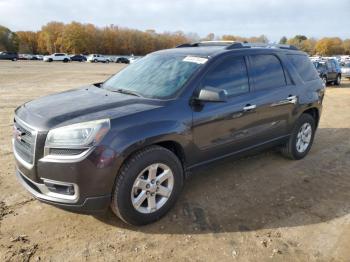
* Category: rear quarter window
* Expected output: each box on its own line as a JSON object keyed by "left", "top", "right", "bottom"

{"left": 287, "top": 54, "right": 319, "bottom": 82}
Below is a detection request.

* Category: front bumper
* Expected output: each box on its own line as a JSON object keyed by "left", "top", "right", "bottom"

{"left": 16, "top": 169, "right": 111, "bottom": 212}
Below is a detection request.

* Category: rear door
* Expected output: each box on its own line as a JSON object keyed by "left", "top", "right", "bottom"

{"left": 326, "top": 60, "right": 336, "bottom": 81}
{"left": 246, "top": 53, "right": 298, "bottom": 141}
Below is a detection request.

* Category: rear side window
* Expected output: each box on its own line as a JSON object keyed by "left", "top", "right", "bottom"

{"left": 201, "top": 56, "right": 249, "bottom": 96}
{"left": 250, "top": 55, "right": 286, "bottom": 90}
{"left": 287, "top": 54, "right": 319, "bottom": 82}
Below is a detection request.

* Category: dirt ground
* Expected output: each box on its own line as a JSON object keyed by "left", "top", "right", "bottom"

{"left": 0, "top": 61, "right": 350, "bottom": 262}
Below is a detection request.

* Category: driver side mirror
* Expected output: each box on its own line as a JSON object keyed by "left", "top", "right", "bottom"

{"left": 196, "top": 87, "right": 227, "bottom": 102}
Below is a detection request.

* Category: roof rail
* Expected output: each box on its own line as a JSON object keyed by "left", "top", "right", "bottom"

{"left": 176, "top": 41, "right": 238, "bottom": 48}
{"left": 176, "top": 41, "right": 299, "bottom": 51}
{"left": 232, "top": 42, "right": 298, "bottom": 50}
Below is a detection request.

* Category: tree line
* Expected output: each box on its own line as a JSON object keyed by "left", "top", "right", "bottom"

{"left": 1, "top": 22, "right": 349, "bottom": 56}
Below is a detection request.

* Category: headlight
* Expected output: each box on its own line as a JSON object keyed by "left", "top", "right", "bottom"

{"left": 45, "top": 119, "right": 110, "bottom": 148}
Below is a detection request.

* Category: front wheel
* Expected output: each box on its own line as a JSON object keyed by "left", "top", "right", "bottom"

{"left": 111, "top": 146, "right": 184, "bottom": 225}
{"left": 280, "top": 114, "right": 316, "bottom": 160}
{"left": 334, "top": 74, "right": 341, "bottom": 86}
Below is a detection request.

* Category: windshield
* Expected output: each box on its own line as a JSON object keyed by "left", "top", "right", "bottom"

{"left": 313, "top": 62, "right": 326, "bottom": 69}
{"left": 102, "top": 54, "right": 205, "bottom": 99}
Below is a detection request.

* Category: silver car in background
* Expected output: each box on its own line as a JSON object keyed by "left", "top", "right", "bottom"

{"left": 341, "top": 62, "right": 350, "bottom": 80}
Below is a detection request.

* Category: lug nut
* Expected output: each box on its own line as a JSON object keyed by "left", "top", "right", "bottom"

{"left": 151, "top": 179, "right": 155, "bottom": 184}
{"left": 146, "top": 184, "right": 150, "bottom": 189}
{"left": 156, "top": 181, "right": 159, "bottom": 185}
{"left": 146, "top": 191, "right": 150, "bottom": 195}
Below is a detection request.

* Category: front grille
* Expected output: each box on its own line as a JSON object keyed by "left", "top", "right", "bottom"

{"left": 13, "top": 119, "right": 37, "bottom": 165}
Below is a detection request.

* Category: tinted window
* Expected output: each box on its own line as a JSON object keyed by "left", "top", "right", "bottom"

{"left": 288, "top": 54, "right": 319, "bottom": 82}
{"left": 201, "top": 57, "right": 249, "bottom": 96}
{"left": 250, "top": 55, "right": 286, "bottom": 90}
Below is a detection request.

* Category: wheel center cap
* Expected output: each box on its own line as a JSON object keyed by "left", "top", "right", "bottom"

{"left": 149, "top": 184, "right": 157, "bottom": 193}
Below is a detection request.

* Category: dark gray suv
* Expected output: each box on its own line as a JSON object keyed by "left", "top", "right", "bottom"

{"left": 13, "top": 41, "right": 325, "bottom": 225}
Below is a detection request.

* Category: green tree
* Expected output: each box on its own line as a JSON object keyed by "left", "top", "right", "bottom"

{"left": 279, "top": 36, "right": 287, "bottom": 44}
{"left": 0, "top": 25, "right": 19, "bottom": 52}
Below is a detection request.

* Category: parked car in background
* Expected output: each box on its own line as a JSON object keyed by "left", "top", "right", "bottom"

{"left": 35, "top": 55, "right": 43, "bottom": 60}
{"left": 43, "top": 53, "right": 71, "bottom": 62}
{"left": 0, "top": 51, "right": 18, "bottom": 61}
{"left": 86, "top": 54, "right": 110, "bottom": 63}
{"left": 13, "top": 41, "right": 325, "bottom": 225}
{"left": 341, "top": 62, "right": 350, "bottom": 79}
{"left": 313, "top": 59, "right": 341, "bottom": 85}
{"left": 115, "top": 57, "right": 130, "bottom": 64}
{"left": 70, "top": 54, "right": 87, "bottom": 62}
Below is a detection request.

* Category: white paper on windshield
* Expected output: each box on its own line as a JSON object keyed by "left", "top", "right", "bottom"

{"left": 183, "top": 56, "right": 208, "bottom": 64}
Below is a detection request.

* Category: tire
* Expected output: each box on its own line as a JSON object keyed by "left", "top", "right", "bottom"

{"left": 334, "top": 74, "right": 341, "bottom": 86}
{"left": 63, "top": 58, "right": 68, "bottom": 63}
{"left": 321, "top": 75, "right": 327, "bottom": 86}
{"left": 105, "top": 60, "right": 109, "bottom": 63}
{"left": 111, "top": 145, "right": 184, "bottom": 225}
{"left": 94, "top": 59, "right": 98, "bottom": 63}
{"left": 281, "top": 113, "right": 316, "bottom": 160}
{"left": 48, "top": 58, "right": 53, "bottom": 62}
{"left": 12, "top": 58, "right": 17, "bottom": 61}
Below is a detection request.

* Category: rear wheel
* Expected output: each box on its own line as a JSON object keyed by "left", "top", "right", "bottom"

{"left": 111, "top": 146, "right": 184, "bottom": 225}
{"left": 94, "top": 59, "right": 98, "bottom": 63}
{"left": 281, "top": 114, "right": 316, "bottom": 160}
{"left": 63, "top": 58, "right": 68, "bottom": 63}
{"left": 12, "top": 57, "right": 17, "bottom": 61}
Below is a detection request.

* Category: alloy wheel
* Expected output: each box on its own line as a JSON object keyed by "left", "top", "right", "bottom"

{"left": 131, "top": 163, "right": 174, "bottom": 214}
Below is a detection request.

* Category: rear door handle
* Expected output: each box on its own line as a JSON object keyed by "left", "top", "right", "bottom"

{"left": 243, "top": 104, "right": 256, "bottom": 111}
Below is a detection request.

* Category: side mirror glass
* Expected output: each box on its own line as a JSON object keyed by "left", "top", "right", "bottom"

{"left": 196, "top": 87, "right": 227, "bottom": 102}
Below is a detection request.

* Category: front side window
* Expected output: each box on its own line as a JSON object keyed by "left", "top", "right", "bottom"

{"left": 200, "top": 56, "right": 249, "bottom": 97}
{"left": 250, "top": 54, "right": 286, "bottom": 91}
{"left": 102, "top": 54, "right": 204, "bottom": 99}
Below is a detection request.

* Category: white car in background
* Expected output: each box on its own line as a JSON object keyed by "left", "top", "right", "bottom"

{"left": 86, "top": 54, "right": 110, "bottom": 63}
{"left": 341, "top": 62, "right": 350, "bottom": 79}
{"left": 43, "top": 53, "right": 71, "bottom": 62}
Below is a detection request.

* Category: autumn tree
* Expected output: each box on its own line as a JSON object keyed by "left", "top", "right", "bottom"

{"left": 38, "top": 22, "right": 64, "bottom": 53}
{"left": 17, "top": 31, "right": 39, "bottom": 53}
{"left": 61, "top": 22, "right": 91, "bottom": 54}
{"left": 343, "top": 39, "right": 350, "bottom": 55}
{"left": 315, "top": 37, "right": 344, "bottom": 56}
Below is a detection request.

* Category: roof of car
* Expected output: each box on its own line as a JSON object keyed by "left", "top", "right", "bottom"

{"left": 153, "top": 41, "right": 304, "bottom": 57}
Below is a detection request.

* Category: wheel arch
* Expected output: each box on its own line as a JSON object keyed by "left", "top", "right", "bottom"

{"left": 302, "top": 107, "right": 320, "bottom": 128}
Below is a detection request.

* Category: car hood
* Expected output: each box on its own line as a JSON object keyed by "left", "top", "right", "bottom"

{"left": 15, "top": 86, "right": 162, "bottom": 130}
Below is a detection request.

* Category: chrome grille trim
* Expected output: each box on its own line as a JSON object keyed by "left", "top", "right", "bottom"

{"left": 13, "top": 117, "right": 38, "bottom": 169}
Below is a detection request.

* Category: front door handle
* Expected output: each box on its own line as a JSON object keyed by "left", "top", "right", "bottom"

{"left": 286, "top": 95, "right": 297, "bottom": 104}
{"left": 243, "top": 104, "right": 256, "bottom": 111}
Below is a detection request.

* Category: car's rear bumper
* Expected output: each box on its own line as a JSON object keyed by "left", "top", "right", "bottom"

{"left": 16, "top": 169, "right": 111, "bottom": 212}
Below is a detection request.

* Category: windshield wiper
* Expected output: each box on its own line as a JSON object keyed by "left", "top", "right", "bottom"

{"left": 111, "top": 88, "right": 143, "bottom": 97}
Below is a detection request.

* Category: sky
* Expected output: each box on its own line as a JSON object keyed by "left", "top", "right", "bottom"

{"left": 0, "top": 0, "right": 349, "bottom": 41}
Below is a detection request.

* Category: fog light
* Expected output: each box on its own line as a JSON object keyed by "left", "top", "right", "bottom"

{"left": 44, "top": 181, "right": 75, "bottom": 196}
